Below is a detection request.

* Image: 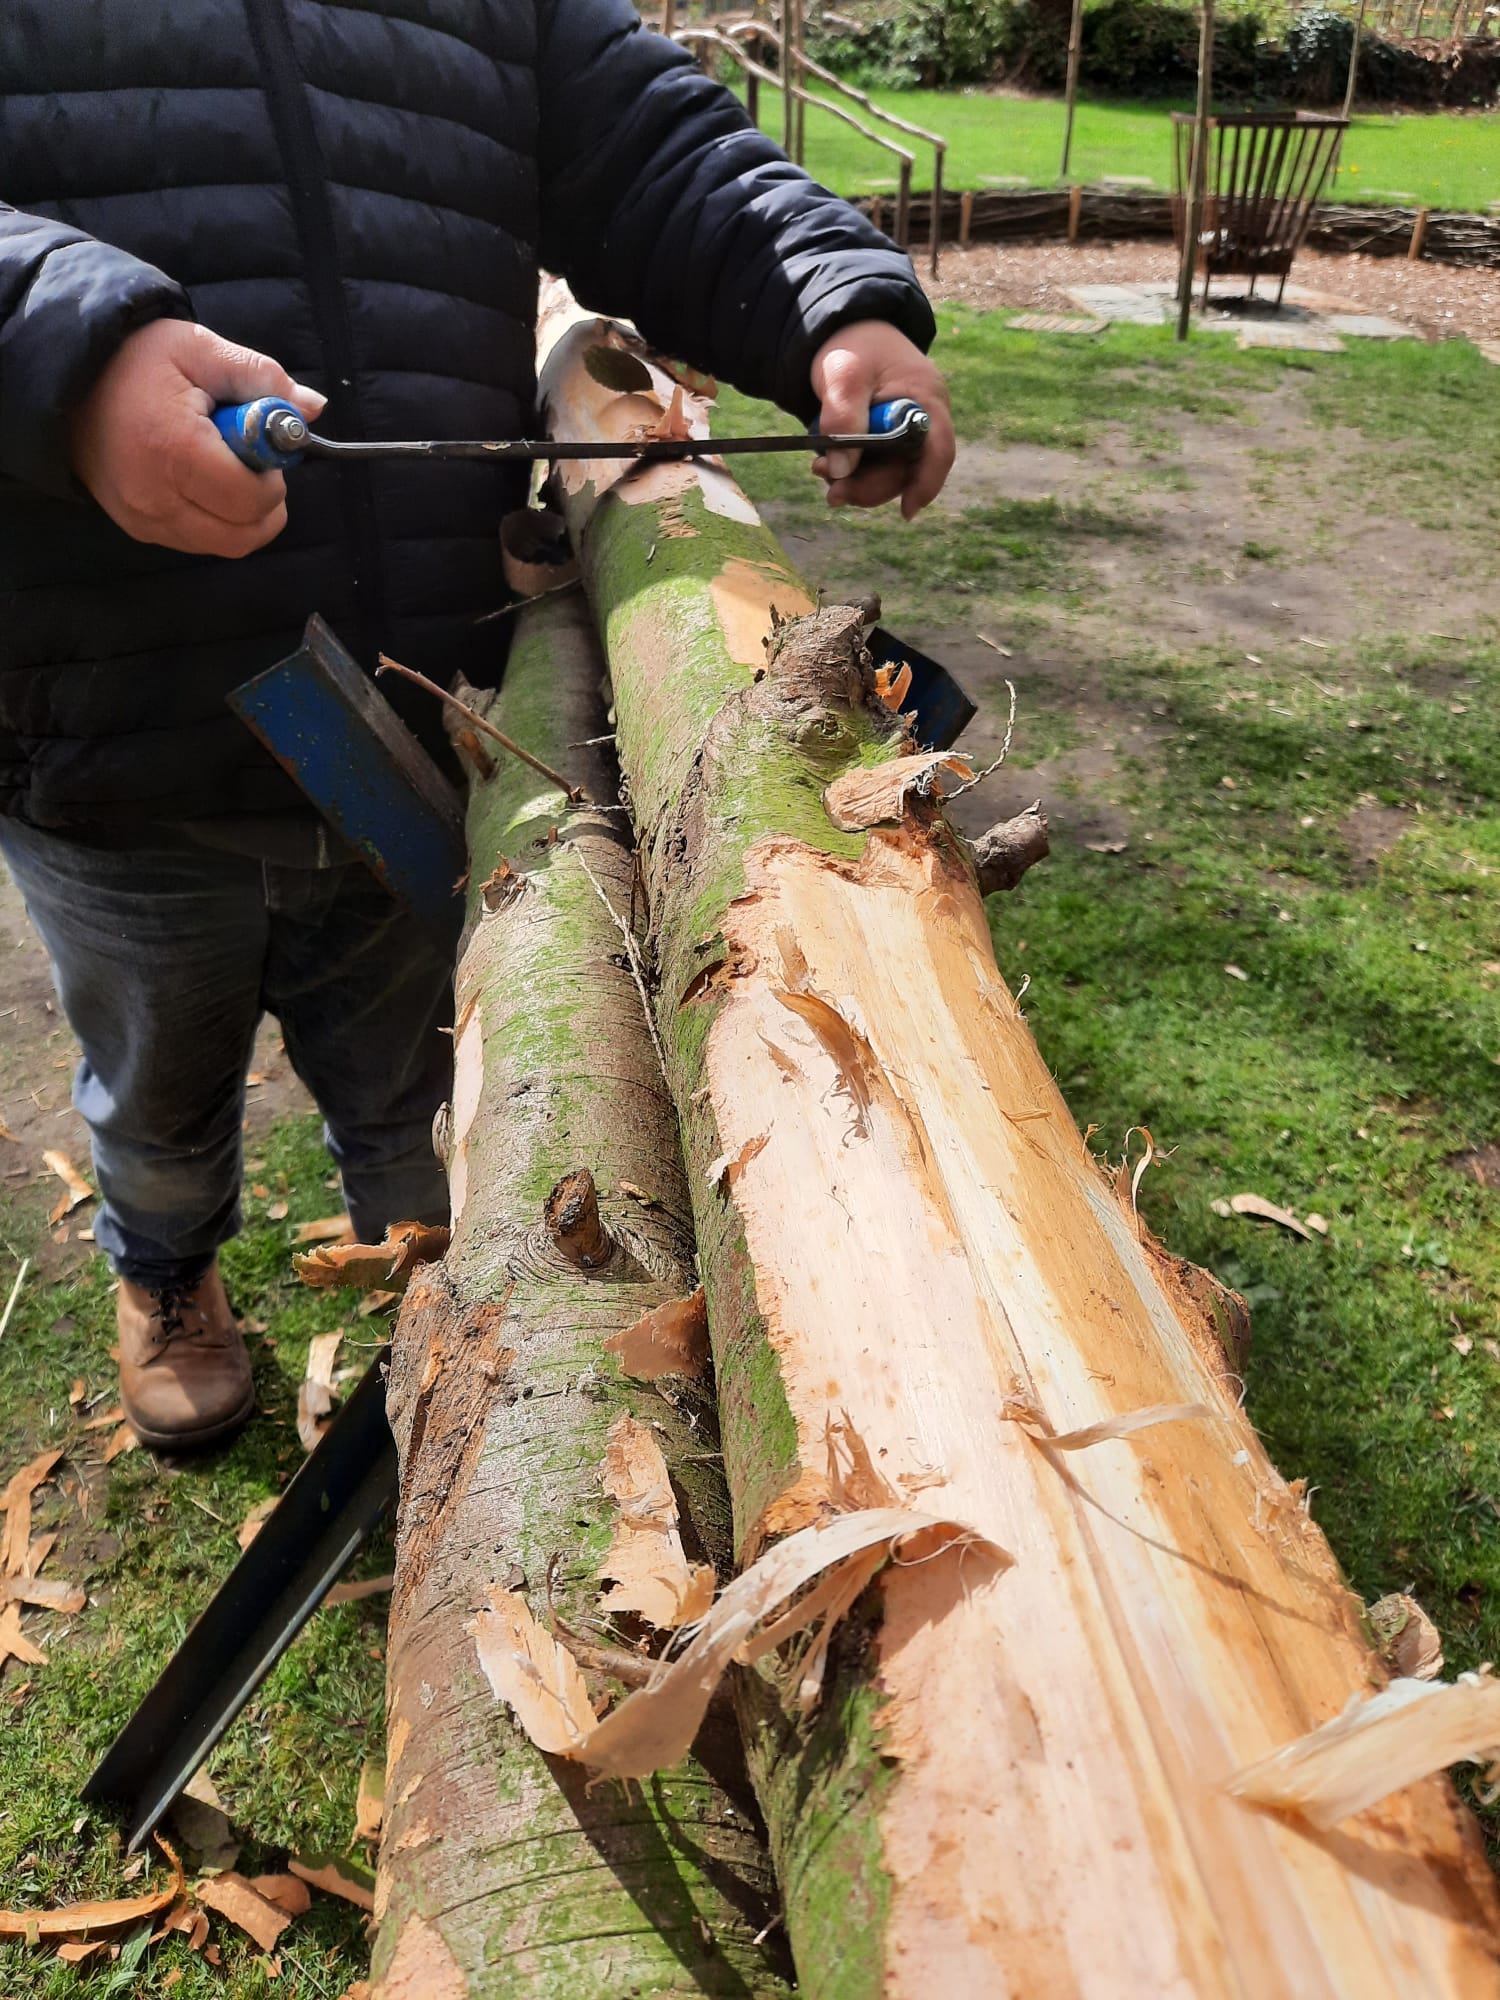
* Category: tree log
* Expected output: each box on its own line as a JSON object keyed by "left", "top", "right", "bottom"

{"left": 539, "top": 304, "right": 1500, "bottom": 1998}
{"left": 375, "top": 586, "right": 791, "bottom": 1996}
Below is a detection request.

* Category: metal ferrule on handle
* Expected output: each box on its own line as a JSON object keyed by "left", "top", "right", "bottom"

{"left": 212, "top": 394, "right": 931, "bottom": 470}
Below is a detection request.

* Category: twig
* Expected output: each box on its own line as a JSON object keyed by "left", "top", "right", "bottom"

{"left": 189, "top": 1496, "right": 232, "bottom": 1527}
{"left": 976, "top": 632, "right": 1012, "bottom": 657}
{"left": 376, "top": 653, "right": 592, "bottom": 804}
{"left": 573, "top": 848, "right": 670, "bottom": 1086}
{"left": 471, "top": 575, "right": 582, "bottom": 626}
{"left": 947, "top": 679, "right": 1017, "bottom": 802}
{"left": 0, "top": 1256, "right": 31, "bottom": 1341}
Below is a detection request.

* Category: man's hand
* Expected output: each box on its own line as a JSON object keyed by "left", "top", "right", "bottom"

{"left": 70, "top": 320, "right": 325, "bottom": 558}
{"left": 810, "top": 321, "right": 954, "bottom": 520}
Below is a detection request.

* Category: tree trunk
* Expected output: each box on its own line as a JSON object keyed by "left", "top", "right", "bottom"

{"left": 375, "top": 584, "right": 791, "bottom": 1997}
{"left": 538, "top": 304, "right": 1500, "bottom": 1999}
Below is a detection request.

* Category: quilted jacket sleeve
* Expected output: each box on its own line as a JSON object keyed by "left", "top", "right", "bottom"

{"left": 0, "top": 203, "right": 189, "bottom": 498}
{"left": 535, "top": 0, "right": 935, "bottom": 421}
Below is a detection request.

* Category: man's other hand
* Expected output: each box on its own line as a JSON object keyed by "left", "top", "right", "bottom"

{"left": 810, "top": 321, "right": 954, "bottom": 520}
{"left": 70, "top": 321, "right": 325, "bottom": 558}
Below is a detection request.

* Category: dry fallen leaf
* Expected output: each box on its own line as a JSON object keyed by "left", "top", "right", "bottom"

{"left": 1085, "top": 837, "right": 1129, "bottom": 854}
{"left": 266, "top": 1201, "right": 290, "bottom": 1222}
{"left": 1369, "top": 1593, "right": 1444, "bottom": 1681}
{"left": 1, "top": 1446, "right": 63, "bottom": 1576}
{"left": 24, "top": 1530, "right": 57, "bottom": 1578}
{"left": 67, "top": 1379, "right": 86, "bottom": 1409}
{"left": 80, "top": 1406, "right": 125, "bottom": 1432}
{"left": 354, "top": 1760, "right": 385, "bottom": 1844}
{"left": 1224, "top": 963, "right": 1249, "bottom": 981}
{"left": 287, "top": 1855, "right": 376, "bottom": 1912}
{"left": 598, "top": 1415, "right": 716, "bottom": 1631}
{"left": 0, "top": 1122, "right": 17, "bottom": 1143}
{"left": 42, "top": 1151, "right": 93, "bottom": 1225}
{"left": 56, "top": 1939, "right": 109, "bottom": 1965}
{"left": 604, "top": 1288, "right": 709, "bottom": 1382}
{"left": 297, "top": 1331, "right": 343, "bottom": 1453}
{"left": 237, "top": 1496, "right": 279, "bottom": 1551}
{"left": 196, "top": 1872, "right": 294, "bottom": 1953}
{"left": 1228, "top": 1192, "right": 1316, "bottom": 1242}
{"left": 0, "top": 1837, "right": 183, "bottom": 1938}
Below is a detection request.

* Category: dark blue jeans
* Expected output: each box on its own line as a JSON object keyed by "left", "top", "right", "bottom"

{"left": 0, "top": 820, "right": 456, "bottom": 1288}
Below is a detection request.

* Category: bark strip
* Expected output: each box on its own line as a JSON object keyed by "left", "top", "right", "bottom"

{"left": 539, "top": 296, "right": 1500, "bottom": 2000}
{"left": 375, "top": 584, "right": 790, "bottom": 1997}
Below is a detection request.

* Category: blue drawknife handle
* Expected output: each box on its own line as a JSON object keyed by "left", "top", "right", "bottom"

{"left": 211, "top": 393, "right": 931, "bottom": 469}
{"left": 211, "top": 395, "right": 307, "bottom": 470}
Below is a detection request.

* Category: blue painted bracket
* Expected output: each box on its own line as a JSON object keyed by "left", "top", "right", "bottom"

{"left": 227, "top": 615, "right": 466, "bottom": 932}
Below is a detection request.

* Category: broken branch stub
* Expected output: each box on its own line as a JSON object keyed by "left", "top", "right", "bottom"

{"left": 543, "top": 1168, "right": 613, "bottom": 1271}
{"left": 969, "top": 802, "right": 1051, "bottom": 895}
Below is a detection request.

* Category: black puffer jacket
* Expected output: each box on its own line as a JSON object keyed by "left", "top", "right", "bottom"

{"left": 0, "top": 0, "right": 932, "bottom": 831}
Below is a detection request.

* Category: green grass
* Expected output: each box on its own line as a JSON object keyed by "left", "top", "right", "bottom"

{"left": 721, "top": 308, "right": 1500, "bottom": 1837}
{"left": 0, "top": 1116, "right": 386, "bottom": 1996}
{"left": 740, "top": 82, "right": 1500, "bottom": 211}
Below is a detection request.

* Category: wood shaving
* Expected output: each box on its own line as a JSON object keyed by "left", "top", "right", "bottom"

{"left": 41, "top": 1151, "right": 92, "bottom": 1225}
{"left": 603, "top": 1288, "right": 709, "bottom": 1381}
{"left": 291, "top": 1215, "right": 353, "bottom": 1245}
{"left": 294, "top": 1221, "right": 448, "bottom": 1293}
{"left": 468, "top": 1587, "right": 597, "bottom": 1756}
{"left": 196, "top": 1872, "right": 294, "bottom": 1953}
{"left": 1228, "top": 1192, "right": 1317, "bottom": 1241}
{"left": 297, "top": 1331, "right": 343, "bottom": 1453}
{"left": 598, "top": 1414, "right": 716, "bottom": 1630}
{"left": 1, "top": 1446, "right": 62, "bottom": 1575}
{"left": 1005, "top": 1399, "right": 1217, "bottom": 1452}
{"left": 823, "top": 752, "right": 975, "bottom": 833}
{"left": 1228, "top": 1674, "right": 1500, "bottom": 1829}
{"left": 0, "top": 1838, "right": 183, "bottom": 1939}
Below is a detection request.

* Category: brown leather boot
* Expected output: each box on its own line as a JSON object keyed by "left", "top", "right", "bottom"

{"left": 117, "top": 1264, "right": 255, "bottom": 1451}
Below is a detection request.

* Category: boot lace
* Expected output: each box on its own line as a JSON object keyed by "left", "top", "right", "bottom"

{"left": 149, "top": 1284, "right": 198, "bottom": 1343}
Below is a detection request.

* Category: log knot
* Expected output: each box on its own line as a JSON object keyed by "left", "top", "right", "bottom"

{"left": 544, "top": 1168, "right": 614, "bottom": 1270}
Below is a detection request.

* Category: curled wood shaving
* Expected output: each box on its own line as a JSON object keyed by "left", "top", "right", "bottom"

{"left": 294, "top": 1221, "right": 449, "bottom": 1293}
{"left": 1227, "top": 1193, "right": 1316, "bottom": 1242}
{"left": 603, "top": 1288, "right": 709, "bottom": 1381}
{"left": 1228, "top": 1675, "right": 1500, "bottom": 1828}
{"left": 872, "top": 660, "right": 913, "bottom": 711}
{"left": 0, "top": 1838, "right": 184, "bottom": 1938}
{"left": 42, "top": 1151, "right": 92, "bottom": 1225}
{"left": 1005, "top": 1399, "right": 1217, "bottom": 1452}
{"left": 823, "top": 752, "right": 975, "bottom": 833}
{"left": 598, "top": 1415, "right": 716, "bottom": 1630}
{"left": 103, "top": 1422, "right": 139, "bottom": 1464}
{"left": 469, "top": 1587, "right": 597, "bottom": 1755}
{"left": 472, "top": 1509, "right": 1004, "bottom": 1782}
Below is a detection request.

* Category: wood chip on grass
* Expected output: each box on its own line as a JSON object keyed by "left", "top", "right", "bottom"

{"left": 41, "top": 1151, "right": 93, "bottom": 1225}
{"left": 0, "top": 1838, "right": 184, "bottom": 1939}
{"left": 297, "top": 1330, "right": 344, "bottom": 1452}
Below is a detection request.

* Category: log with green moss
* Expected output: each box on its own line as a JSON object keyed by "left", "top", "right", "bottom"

{"left": 373, "top": 580, "right": 792, "bottom": 1998}
{"left": 538, "top": 302, "right": 1500, "bottom": 2000}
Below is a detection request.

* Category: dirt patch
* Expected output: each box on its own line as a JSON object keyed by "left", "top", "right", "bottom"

{"left": 1449, "top": 1143, "right": 1500, "bottom": 1188}
{"left": 1343, "top": 800, "right": 1416, "bottom": 868}
{"left": 0, "top": 859, "right": 311, "bottom": 1278}
{"left": 928, "top": 239, "right": 1500, "bottom": 347}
